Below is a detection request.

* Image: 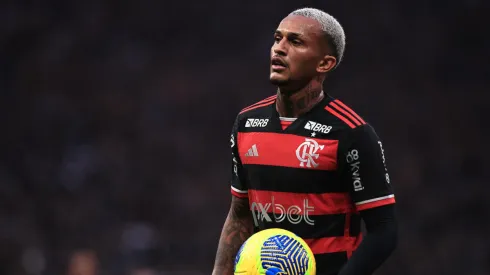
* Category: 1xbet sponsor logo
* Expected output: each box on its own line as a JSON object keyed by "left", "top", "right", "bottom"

{"left": 250, "top": 196, "right": 314, "bottom": 226}
{"left": 304, "top": 121, "right": 332, "bottom": 134}
{"left": 347, "top": 149, "right": 364, "bottom": 192}
{"left": 245, "top": 118, "right": 269, "bottom": 128}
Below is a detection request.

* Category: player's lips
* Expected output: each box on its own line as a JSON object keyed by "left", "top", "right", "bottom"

{"left": 271, "top": 56, "right": 287, "bottom": 71}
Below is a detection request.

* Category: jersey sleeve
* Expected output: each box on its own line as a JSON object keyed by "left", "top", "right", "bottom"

{"left": 340, "top": 124, "right": 395, "bottom": 211}
{"left": 230, "top": 116, "right": 248, "bottom": 198}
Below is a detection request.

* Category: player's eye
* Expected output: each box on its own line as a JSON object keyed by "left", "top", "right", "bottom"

{"left": 274, "top": 35, "right": 282, "bottom": 43}
{"left": 291, "top": 39, "right": 302, "bottom": 46}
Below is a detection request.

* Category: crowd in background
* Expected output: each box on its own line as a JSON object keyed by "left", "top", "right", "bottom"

{"left": 1, "top": 0, "right": 488, "bottom": 274}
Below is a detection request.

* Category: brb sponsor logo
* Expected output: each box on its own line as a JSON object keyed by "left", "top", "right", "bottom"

{"left": 245, "top": 118, "right": 269, "bottom": 128}
{"left": 250, "top": 196, "right": 315, "bottom": 226}
{"left": 346, "top": 149, "right": 364, "bottom": 192}
{"left": 304, "top": 121, "right": 332, "bottom": 134}
{"left": 296, "top": 138, "right": 325, "bottom": 168}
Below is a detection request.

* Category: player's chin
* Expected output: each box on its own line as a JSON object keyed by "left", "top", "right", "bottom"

{"left": 269, "top": 72, "right": 289, "bottom": 86}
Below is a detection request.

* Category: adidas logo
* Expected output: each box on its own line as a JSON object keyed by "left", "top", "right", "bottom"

{"left": 244, "top": 144, "right": 259, "bottom": 157}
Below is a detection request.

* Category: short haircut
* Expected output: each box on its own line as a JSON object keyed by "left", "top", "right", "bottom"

{"left": 289, "top": 7, "right": 346, "bottom": 67}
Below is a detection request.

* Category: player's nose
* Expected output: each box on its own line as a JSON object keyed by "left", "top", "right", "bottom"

{"left": 272, "top": 39, "right": 288, "bottom": 56}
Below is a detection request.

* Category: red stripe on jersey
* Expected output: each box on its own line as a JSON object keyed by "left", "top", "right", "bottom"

{"left": 238, "top": 132, "right": 338, "bottom": 171}
{"left": 333, "top": 100, "right": 366, "bottom": 125}
{"left": 248, "top": 190, "right": 354, "bottom": 215}
{"left": 329, "top": 102, "right": 362, "bottom": 126}
{"left": 356, "top": 197, "right": 395, "bottom": 211}
{"left": 239, "top": 96, "right": 276, "bottom": 114}
{"left": 325, "top": 106, "right": 356, "bottom": 129}
{"left": 231, "top": 188, "right": 248, "bottom": 198}
{"left": 247, "top": 95, "right": 276, "bottom": 108}
{"left": 243, "top": 95, "right": 276, "bottom": 110}
{"left": 344, "top": 213, "right": 352, "bottom": 258}
{"left": 304, "top": 236, "right": 360, "bottom": 254}
{"left": 280, "top": 120, "right": 293, "bottom": 130}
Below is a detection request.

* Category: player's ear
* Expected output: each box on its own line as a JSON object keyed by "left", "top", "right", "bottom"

{"left": 317, "top": 55, "right": 337, "bottom": 74}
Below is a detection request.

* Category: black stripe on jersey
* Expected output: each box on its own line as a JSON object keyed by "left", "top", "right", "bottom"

{"left": 244, "top": 165, "right": 346, "bottom": 193}
{"left": 349, "top": 213, "right": 362, "bottom": 237}
{"left": 315, "top": 252, "right": 348, "bottom": 275}
{"left": 252, "top": 213, "right": 346, "bottom": 239}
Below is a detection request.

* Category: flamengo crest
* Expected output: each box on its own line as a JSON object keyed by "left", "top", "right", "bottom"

{"left": 296, "top": 138, "right": 324, "bottom": 168}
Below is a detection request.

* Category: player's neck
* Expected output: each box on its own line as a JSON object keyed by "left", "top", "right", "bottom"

{"left": 275, "top": 81, "right": 324, "bottom": 118}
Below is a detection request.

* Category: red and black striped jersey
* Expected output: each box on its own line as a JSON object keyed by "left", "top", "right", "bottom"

{"left": 229, "top": 94, "right": 395, "bottom": 275}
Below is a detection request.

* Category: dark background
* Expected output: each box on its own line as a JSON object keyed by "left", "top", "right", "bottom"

{"left": 1, "top": 0, "right": 488, "bottom": 274}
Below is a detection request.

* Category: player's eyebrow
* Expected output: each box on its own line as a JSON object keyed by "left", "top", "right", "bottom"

{"left": 274, "top": 30, "right": 304, "bottom": 38}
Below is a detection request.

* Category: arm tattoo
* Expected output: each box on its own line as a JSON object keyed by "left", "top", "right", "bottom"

{"left": 212, "top": 196, "right": 254, "bottom": 275}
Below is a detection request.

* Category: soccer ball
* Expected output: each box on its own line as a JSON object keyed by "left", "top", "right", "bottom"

{"left": 234, "top": 228, "right": 316, "bottom": 275}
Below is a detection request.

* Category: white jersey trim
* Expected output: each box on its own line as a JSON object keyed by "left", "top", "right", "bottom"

{"left": 279, "top": 117, "right": 297, "bottom": 122}
{"left": 231, "top": 186, "right": 248, "bottom": 194}
{"left": 355, "top": 194, "right": 395, "bottom": 205}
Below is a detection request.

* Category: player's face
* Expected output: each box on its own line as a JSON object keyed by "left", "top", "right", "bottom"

{"left": 270, "top": 15, "right": 328, "bottom": 88}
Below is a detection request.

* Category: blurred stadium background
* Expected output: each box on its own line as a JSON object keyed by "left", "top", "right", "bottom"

{"left": 1, "top": 0, "right": 488, "bottom": 274}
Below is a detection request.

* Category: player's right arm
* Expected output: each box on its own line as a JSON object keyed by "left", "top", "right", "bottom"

{"left": 212, "top": 117, "right": 254, "bottom": 275}
{"left": 212, "top": 196, "right": 253, "bottom": 275}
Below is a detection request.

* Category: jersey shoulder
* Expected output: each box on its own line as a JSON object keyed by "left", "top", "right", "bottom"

{"left": 232, "top": 95, "right": 276, "bottom": 133}
{"left": 318, "top": 97, "right": 369, "bottom": 132}
{"left": 237, "top": 94, "right": 276, "bottom": 118}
